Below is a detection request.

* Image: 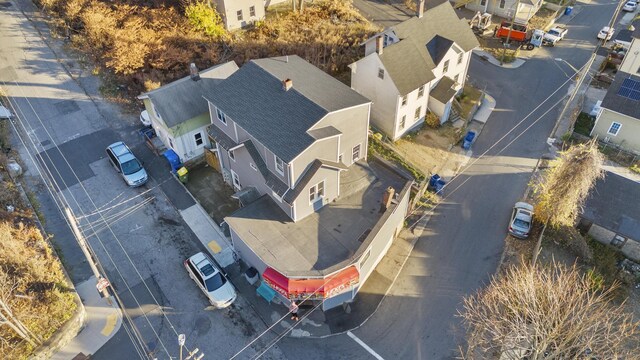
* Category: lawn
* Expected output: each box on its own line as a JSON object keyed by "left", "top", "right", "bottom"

{"left": 456, "top": 84, "right": 483, "bottom": 121}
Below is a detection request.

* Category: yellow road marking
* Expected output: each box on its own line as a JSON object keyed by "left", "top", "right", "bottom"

{"left": 208, "top": 240, "right": 222, "bottom": 254}
{"left": 101, "top": 313, "right": 117, "bottom": 336}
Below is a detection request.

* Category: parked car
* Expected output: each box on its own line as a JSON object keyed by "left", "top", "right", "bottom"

{"left": 597, "top": 27, "right": 615, "bottom": 41}
{"left": 508, "top": 202, "right": 534, "bottom": 239}
{"left": 184, "top": 252, "right": 236, "bottom": 308}
{"left": 543, "top": 26, "right": 568, "bottom": 46}
{"left": 105, "top": 141, "right": 148, "bottom": 187}
{"left": 622, "top": 1, "right": 637, "bottom": 11}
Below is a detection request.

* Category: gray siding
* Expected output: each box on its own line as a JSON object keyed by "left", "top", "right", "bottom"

{"left": 209, "top": 102, "right": 238, "bottom": 142}
{"left": 357, "top": 181, "right": 411, "bottom": 283}
{"left": 230, "top": 226, "right": 267, "bottom": 274}
{"left": 291, "top": 137, "right": 339, "bottom": 185}
{"left": 588, "top": 224, "right": 640, "bottom": 262}
{"left": 226, "top": 144, "right": 293, "bottom": 217}
{"left": 312, "top": 103, "right": 370, "bottom": 167}
{"left": 292, "top": 167, "right": 339, "bottom": 221}
{"left": 235, "top": 125, "right": 290, "bottom": 186}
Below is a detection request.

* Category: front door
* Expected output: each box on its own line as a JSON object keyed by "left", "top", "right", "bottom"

{"left": 231, "top": 170, "right": 241, "bottom": 190}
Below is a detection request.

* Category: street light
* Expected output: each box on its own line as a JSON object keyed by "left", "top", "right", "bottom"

{"left": 554, "top": 58, "right": 580, "bottom": 75}
{"left": 178, "top": 334, "right": 185, "bottom": 360}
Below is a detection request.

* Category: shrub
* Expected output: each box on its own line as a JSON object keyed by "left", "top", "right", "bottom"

{"left": 184, "top": 1, "right": 226, "bottom": 39}
{"left": 425, "top": 112, "right": 440, "bottom": 128}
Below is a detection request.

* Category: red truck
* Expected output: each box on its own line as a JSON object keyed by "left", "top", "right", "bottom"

{"left": 495, "top": 21, "right": 528, "bottom": 43}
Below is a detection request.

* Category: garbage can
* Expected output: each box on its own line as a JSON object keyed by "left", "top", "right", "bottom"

{"left": 163, "top": 149, "right": 183, "bottom": 173}
{"left": 429, "top": 174, "right": 441, "bottom": 189}
{"left": 434, "top": 179, "right": 446, "bottom": 193}
{"left": 564, "top": 6, "right": 573, "bottom": 15}
{"left": 462, "top": 131, "right": 476, "bottom": 150}
{"left": 177, "top": 166, "right": 189, "bottom": 183}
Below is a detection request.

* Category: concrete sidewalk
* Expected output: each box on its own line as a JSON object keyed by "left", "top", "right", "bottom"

{"left": 51, "top": 276, "right": 122, "bottom": 360}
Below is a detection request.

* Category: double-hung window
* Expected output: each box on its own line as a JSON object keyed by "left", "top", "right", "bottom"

{"left": 216, "top": 108, "right": 226, "bottom": 124}
{"left": 607, "top": 122, "right": 621, "bottom": 136}
{"left": 249, "top": 6, "right": 256, "bottom": 16}
{"left": 194, "top": 132, "right": 203, "bottom": 147}
{"left": 309, "top": 181, "right": 325, "bottom": 203}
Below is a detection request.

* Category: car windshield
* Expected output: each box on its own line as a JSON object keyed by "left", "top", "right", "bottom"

{"left": 204, "top": 272, "right": 227, "bottom": 291}
{"left": 513, "top": 218, "right": 530, "bottom": 229}
{"left": 121, "top": 159, "right": 142, "bottom": 175}
{"left": 549, "top": 30, "right": 559, "bottom": 35}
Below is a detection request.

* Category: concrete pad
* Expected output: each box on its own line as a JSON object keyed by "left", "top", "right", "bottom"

{"left": 179, "top": 204, "right": 235, "bottom": 267}
{"left": 51, "top": 276, "right": 122, "bottom": 360}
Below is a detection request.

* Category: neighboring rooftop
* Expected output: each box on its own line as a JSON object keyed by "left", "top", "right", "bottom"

{"left": 204, "top": 56, "right": 370, "bottom": 162}
{"left": 225, "top": 161, "right": 411, "bottom": 276}
{"left": 377, "top": 1, "right": 479, "bottom": 95}
{"left": 582, "top": 171, "right": 640, "bottom": 241}
{"left": 430, "top": 76, "right": 457, "bottom": 103}
{"left": 601, "top": 72, "right": 640, "bottom": 119}
{"left": 142, "top": 61, "right": 239, "bottom": 128}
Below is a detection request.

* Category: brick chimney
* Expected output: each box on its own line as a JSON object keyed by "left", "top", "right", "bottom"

{"left": 189, "top": 63, "right": 200, "bottom": 81}
{"left": 418, "top": 0, "right": 425, "bottom": 18}
{"left": 282, "top": 78, "right": 293, "bottom": 91}
{"left": 381, "top": 186, "right": 395, "bottom": 211}
{"left": 376, "top": 36, "right": 384, "bottom": 55}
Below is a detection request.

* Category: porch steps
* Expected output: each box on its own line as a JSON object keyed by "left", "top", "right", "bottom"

{"left": 448, "top": 107, "right": 464, "bottom": 126}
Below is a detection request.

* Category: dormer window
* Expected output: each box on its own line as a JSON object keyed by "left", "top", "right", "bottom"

{"left": 216, "top": 108, "right": 227, "bottom": 124}
{"left": 275, "top": 156, "right": 284, "bottom": 175}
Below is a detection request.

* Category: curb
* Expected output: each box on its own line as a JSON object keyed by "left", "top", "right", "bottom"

{"left": 473, "top": 49, "right": 527, "bottom": 69}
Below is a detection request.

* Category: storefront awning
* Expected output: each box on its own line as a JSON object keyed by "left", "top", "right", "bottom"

{"left": 262, "top": 266, "right": 360, "bottom": 300}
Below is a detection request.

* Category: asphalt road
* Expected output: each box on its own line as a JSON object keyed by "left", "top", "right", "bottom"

{"left": 275, "top": 0, "right": 621, "bottom": 359}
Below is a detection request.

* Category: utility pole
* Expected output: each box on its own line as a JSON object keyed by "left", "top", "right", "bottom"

{"left": 179, "top": 334, "right": 185, "bottom": 360}
{"left": 64, "top": 207, "right": 110, "bottom": 298}
{"left": 500, "top": 0, "right": 520, "bottom": 65}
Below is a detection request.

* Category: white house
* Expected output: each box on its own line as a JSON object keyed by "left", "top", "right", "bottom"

{"left": 349, "top": 0, "right": 479, "bottom": 140}
{"left": 138, "top": 62, "right": 239, "bottom": 162}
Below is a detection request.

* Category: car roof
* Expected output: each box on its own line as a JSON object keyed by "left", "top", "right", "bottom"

{"left": 189, "top": 252, "right": 220, "bottom": 279}
{"left": 108, "top": 141, "right": 137, "bottom": 162}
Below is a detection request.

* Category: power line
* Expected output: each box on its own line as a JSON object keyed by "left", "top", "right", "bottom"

{"left": 2, "top": 83, "right": 165, "bottom": 358}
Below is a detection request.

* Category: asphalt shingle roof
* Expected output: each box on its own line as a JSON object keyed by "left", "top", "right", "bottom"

{"left": 143, "top": 61, "right": 238, "bottom": 128}
{"left": 582, "top": 171, "right": 640, "bottom": 241}
{"left": 601, "top": 72, "right": 640, "bottom": 120}
{"left": 430, "top": 77, "right": 457, "bottom": 103}
{"left": 378, "top": 2, "right": 479, "bottom": 95}
{"left": 204, "top": 56, "right": 370, "bottom": 162}
{"left": 242, "top": 140, "right": 289, "bottom": 198}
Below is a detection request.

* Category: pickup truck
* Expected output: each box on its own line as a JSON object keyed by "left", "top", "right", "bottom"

{"left": 543, "top": 26, "right": 567, "bottom": 46}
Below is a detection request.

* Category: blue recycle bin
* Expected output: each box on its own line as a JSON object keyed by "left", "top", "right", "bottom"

{"left": 462, "top": 131, "right": 476, "bottom": 150}
{"left": 429, "top": 174, "right": 446, "bottom": 193}
{"left": 163, "top": 149, "right": 183, "bottom": 173}
{"left": 564, "top": 6, "right": 573, "bottom": 15}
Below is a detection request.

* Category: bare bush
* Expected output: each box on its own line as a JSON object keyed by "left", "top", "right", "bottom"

{"left": 460, "top": 261, "right": 640, "bottom": 359}
{"left": 531, "top": 139, "right": 604, "bottom": 227}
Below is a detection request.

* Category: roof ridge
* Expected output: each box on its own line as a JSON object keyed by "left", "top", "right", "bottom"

{"left": 143, "top": 61, "right": 234, "bottom": 96}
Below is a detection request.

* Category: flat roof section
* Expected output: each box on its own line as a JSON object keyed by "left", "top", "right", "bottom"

{"left": 225, "top": 161, "right": 408, "bottom": 277}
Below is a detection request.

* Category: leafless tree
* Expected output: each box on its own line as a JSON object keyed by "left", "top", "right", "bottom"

{"left": 459, "top": 261, "right": 639, "bottom": 359}
{"left": 532, "top": 139, "right": 604, "bottom": 228}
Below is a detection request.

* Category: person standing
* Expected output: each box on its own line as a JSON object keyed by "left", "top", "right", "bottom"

{"left": 289, "top": 300, "right": 299, "bottom": 321}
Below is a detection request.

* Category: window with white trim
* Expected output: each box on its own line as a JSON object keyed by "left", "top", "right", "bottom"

{"left": 194, "top": 132, "right": 204, "bottom": 147}
{"left": 231, "top": 170, "right": 241, "bottom": 189}
{"left": 216, "top": 108, "right": 227, "bottom": 124}
{"left": 228, "top": 150, "right": 235, "bottom": 161}
{"left": 352, "top": 144, "right": 361, "bottom": 162}
{"left": 499, "top": 0, "right": 505, "bottom": 8}
{"left": 237, "top": 10, "right": 243, "bottom": 21}
{"left": 414, "top": 106, "right": 421, "bottom": 120}
{"left": 607, "top": 122, "right": 621, "bottom": 136}
{"left": 401, "top": 95, "right": 407, "bottom": 106}
{"left": 480, "top": 0, "right": 486, "bottom": 6}
{"left": 400, "top": 115, "right": 406, "bottom": 130}
{"left": 417, "top": 85, "right": 424, "bottom": 98}
{"left": 249, "top": 6, "right": 256, "bottom": 16}
{"left": 275, "top": 156, "right": 284, "bottom": 175}
{"left": 378, "top": 68, "right": 385, "bottom": 79}
{"left": 309, "top": 181, "right": 325, "bottom": 203}
{"left": 453, "top": 74, "right": 460, "bottom": 84}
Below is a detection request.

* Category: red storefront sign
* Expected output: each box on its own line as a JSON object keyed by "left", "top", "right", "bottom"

{"left": 262, "top": 266, "right": 359, "bottom": 300}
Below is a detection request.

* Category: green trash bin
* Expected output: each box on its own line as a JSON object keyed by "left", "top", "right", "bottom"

{"left": 177, "top": 166, "right": 189, "bottom": 183}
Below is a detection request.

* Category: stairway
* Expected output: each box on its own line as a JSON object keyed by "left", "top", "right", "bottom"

{"left": 448, "top": 106, "right": 465, "bottom": 128}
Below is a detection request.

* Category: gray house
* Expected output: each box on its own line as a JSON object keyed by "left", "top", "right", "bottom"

{"left": 205, "top": 55, "right": 413, "bottom": 310}
{"left": 577, "top": 171, "right": 640, "bottom": 261}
